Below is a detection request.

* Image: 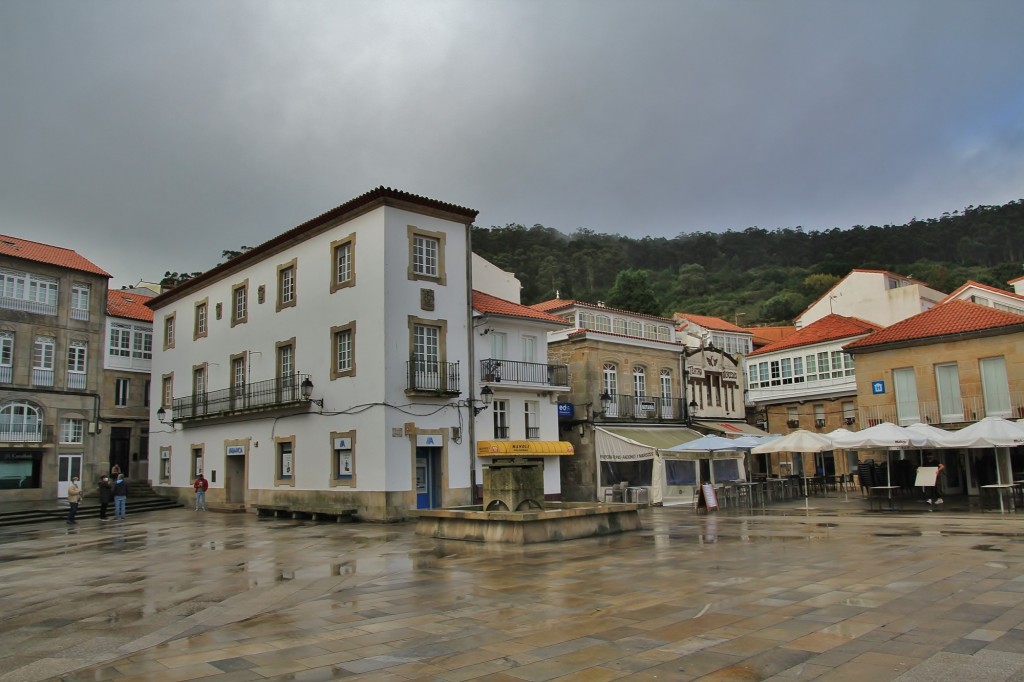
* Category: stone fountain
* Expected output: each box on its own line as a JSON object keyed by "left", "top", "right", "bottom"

{"left": 415, "top": 451, "right": 642, "bottom": 544}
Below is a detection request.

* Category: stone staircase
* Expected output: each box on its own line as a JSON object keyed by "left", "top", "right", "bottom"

{"left": 0, "top": 480, "right": 184, "bottom": 527}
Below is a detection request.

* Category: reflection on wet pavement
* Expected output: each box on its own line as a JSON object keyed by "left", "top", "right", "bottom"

{"left": 3, "top": 506, "right": 1024, "bottom": 680}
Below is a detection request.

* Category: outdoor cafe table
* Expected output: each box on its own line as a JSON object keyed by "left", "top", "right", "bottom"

{"left": 799, "top": 477, "right": 820, "bottom": 497}
{"left": 981, "top": 484, "right": 1016, "bottom": 512}
{"left": 868, "top": 485, "right": 901, "bottom": 511}
{"left": 765, "top": 477, "right": 789, "bottom": 502}
{"left": 734, "top": 481, "right": 763, "bottom": 508}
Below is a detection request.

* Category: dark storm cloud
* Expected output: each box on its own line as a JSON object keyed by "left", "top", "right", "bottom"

{"left": 1, "top": 0, "right": 1023, "bottom": 286}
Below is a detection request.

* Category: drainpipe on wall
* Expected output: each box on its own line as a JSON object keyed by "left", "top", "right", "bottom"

{"left": 465, "top": 222, "right": 479, "bottom": 504}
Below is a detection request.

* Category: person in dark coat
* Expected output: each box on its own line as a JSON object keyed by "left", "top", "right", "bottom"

{"left": 113, "top": 474, "right": 128, "bottom": 520}
{"left": 97, "top": 475, "right": 113, "bottom": 521}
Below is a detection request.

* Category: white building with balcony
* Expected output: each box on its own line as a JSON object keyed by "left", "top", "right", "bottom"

{"left": 145, "top": 188, "right": 479, "bottom": 521}
{"left": 471, "top": 290, "right": 572, "bottom": 503}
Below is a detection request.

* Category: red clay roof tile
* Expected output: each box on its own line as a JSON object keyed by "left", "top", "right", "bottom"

{"left": 0, "top": 234, "right": 110, "bottom": 277}
{"left": 473, "top": 291, "right": 569, "bottom": 325}
{"left": 744, "top": 326, "right": 797, "bottom": 343}
{"left": 675, "top": 313, "right": 750, "bottom": 333}
{"left": 845, "top": 299, "right": 1024, "bottom": 351}
{"left": 106, "top": 290, "right": 155, "bottom": 322}
{"left": 748, "top": 314, "right": 880, "bottom": 357}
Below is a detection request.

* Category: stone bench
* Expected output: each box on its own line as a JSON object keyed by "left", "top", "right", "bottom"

{"left": 255, "top": 505, "right": 358, "bottom": 522}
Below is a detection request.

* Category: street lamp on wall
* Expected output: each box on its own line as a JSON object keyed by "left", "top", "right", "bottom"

{"left": 474, "top": 385, "right": 494, "bottom": 416}
{"left": 686, "top": 399, "right": 699, "bottom": 426}
{"left": 300, "top": 377, "right": 325, "bottom": 408}
{"left": 156, "top": 407, "right": 170, "bottom": 424}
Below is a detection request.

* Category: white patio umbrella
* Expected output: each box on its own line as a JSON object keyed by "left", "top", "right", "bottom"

{"left": 945, "top": 418, "right": 1024, "bottom": 512}
{"left": 945, "top": 417, "right": 1024, "bottom": 449}
{"left": 831, "top": 422, "right": 929, "bottom": 488}
{"left": 751, "top": 430, "right": 833, "bottom": 509}
{"left": 905, "top": 422, "right": 959, "bottom": 448}
{"left": 664, "top": 435, "right": 743, "bottom": 453}
{"left": 665, "top": 435, "right": 773, "bottom": 489}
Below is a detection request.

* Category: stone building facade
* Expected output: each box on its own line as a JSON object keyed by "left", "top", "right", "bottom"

{"left": 0, "top": 236, "right": 110, "bottom": 501}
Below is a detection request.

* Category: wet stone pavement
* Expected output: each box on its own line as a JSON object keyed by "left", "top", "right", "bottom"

{"left": 4, "top": 502, "right": 1024, "bottom": 681}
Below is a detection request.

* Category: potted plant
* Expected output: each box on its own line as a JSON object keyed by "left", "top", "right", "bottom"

{"left": 482, "top": 359, "right": 502, "bottom": 382}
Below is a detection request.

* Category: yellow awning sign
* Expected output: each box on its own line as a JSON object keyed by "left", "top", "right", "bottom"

{"left": 476, "top": 441, "right": 574, "bottom": 457}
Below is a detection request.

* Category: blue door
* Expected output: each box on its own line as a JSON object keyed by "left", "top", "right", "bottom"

{"left": 415, "top": 447, "right": 441, "bottom": 509}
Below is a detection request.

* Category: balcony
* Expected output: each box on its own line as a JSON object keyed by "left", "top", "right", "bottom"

{"left": 0, "top": 365, "right": 10, "bottom": 383}
{"left": 406, "top": 360, "right": 460, "bottom": 396}
{"left": 599, "top": 394, "right": 687, "bottom": 422}
{"left": 0, "top": 424, "right": 52, "bottom": 444}
{"left": 32, "top": 368, "right": 54, "bottom": 387}
{"left": 66, "top": 371, "right": 86, "bottom": 390}
{"left": 171, "top": 373, "right": 310, "bottom": 423}
{"left": 860, "top": 392, "right": 1024, "bottom": 427}
{"left": 479, "top": 358, "right": 569, "bottom": 388}
{"left": 0, "top": 296, "right": 56, "bottom": 316}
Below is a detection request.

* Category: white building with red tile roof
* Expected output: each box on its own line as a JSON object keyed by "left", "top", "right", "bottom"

{"left": 796, "top": 269, "right": 946, "bottom": 330}
{"left": 1010, "top": 273, "right": 1024, "bottom": 296}
{"left": 145, "top": 188, "right": 480, "bottom": 521}
{"left": 471, "top": 290, "right": 573, "bottom": 502}
{"left": 674, "top": 312, "right": 754, "bottom": 356}
{"left": 745, "top": 314, "right": 880, "bottom": 477}
{"left": 941, "top": 280, "right": 1024, "bottom": 317}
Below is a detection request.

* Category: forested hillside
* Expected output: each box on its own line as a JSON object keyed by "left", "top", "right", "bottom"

{"left": 471, "top": 200, "right": 1024, "bottom": 325}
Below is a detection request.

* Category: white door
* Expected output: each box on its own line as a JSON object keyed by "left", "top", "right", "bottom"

{"left": 57, "top": 454, "right": 82, "bottom": 498}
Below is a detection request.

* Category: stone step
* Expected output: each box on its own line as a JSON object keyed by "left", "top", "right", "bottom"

{"left": 0, "top": 498, "right": 184, "bottom": 527}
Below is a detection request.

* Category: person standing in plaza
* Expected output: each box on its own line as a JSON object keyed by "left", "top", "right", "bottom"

{"left": 922, "top": 453, "right": 945, "bottom": 504}
{"left": 193, "top": 473, "right": 209, "bottom": 511}
{"left": 110, "top": 463, "right": 122, "bottom": 479}
{"left": 113, "top": 474, "right": 128, "bottom": 520}
{"left": 97, "top": 474, "right": 113, "bottom": 520}
{"left": 66, "top": 476, "right": 82, "bottom": 524}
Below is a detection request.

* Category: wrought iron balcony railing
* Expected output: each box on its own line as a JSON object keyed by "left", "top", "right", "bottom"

{"left": 599, "top": 394, "right": 686, "bottom": 422}
{"left": 172, "top": 373, "right": 309, "bottom": 421}
{"left": 479, "top": 358, "right": 568, "bottom": 387}
{"left": 406, "top": 360, "right": 460, "bottom": 396}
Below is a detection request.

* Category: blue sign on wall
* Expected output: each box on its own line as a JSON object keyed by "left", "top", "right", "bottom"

{"left": 557, "top": 402, "right": 574, "bottom": 418}
{"left": 872, "top": 380, "right": 885, "bottom": 395}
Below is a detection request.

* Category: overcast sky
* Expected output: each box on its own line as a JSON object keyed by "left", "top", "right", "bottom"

{"left": 2, "top": 1, "right": 1023, "bottom": 288}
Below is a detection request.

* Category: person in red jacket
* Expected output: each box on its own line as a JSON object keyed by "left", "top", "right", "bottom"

{"left": 193, "top": 474, "right": 209, "bottom": 511}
